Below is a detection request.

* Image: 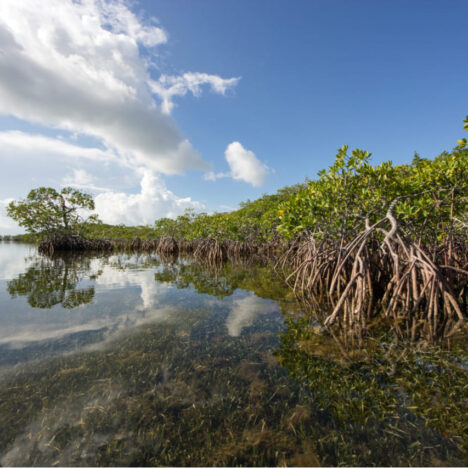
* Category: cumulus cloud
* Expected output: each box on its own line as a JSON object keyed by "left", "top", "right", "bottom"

{"left": 0, "top": 0, "right": 237, "bottom": 174}
{"left": 94, "top": 169, "right": 204, "bottom": 225}
{"left": 225, "top": 142, "right": 269, "bottom": 186}
{"left": 0, "top": 132, "right": 204, "bottom": 227}
{"left": 204, "top": 171, "right": 230, "bottom": 182}
{"left": 150, "top": 72, "right": 240, "bottom": 114}
{"left": 206, "top": 142, "right": 270, "bottom": 186}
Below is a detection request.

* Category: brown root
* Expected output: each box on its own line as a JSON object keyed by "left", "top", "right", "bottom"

{"left": 280, "top": 202, "right": 467, "bottom": 341}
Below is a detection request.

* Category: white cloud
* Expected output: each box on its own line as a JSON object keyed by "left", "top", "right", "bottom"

{"left": 0, "top": 132, "right": 205, "bottom": 229}
{"left": 0, "top": 131, "right": 118, "bottom": 164}
{"left": 225, "top": 142, "right": 269, "bottom": 186}
{"left": 62, "top": 169, "right": 109, "bottom": 192}
{"left": 94, "top": 169, "right": 204, "bottom": 225}
{"left": 204, "top": 142, "right": 270, "bottom": 186}
{"left": 63, "top": 168, "right": 96, "bottom": 187}
{"left": 0, "top": 0, "right": 239, "bottom": 174}
{"left": 209, "top": 142, "right": 269, "bottom": 187}
{"left": 150, "top": 72, "right": 240, "bottom": 114}
{"left": 204, "top": 171, "right": 230, "bottom": 181}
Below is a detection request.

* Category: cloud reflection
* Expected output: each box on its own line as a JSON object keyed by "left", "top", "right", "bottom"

{"left": 225, "top": 293, "right": 277, "bottom": 337}
{"left": 0, "top": 247, "right": 282, "bottom": 369}
{"left": 0, "top": 252, "right": 175, "bottom": 353}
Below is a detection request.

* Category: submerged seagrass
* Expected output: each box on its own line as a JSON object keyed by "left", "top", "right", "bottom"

{"left": 0, "top": 243, "right": 466, "bottom": 466}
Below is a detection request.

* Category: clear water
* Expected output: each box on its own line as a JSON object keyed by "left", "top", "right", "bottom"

{"left": 0, "top": 242, "right": 466, "bottom": 466}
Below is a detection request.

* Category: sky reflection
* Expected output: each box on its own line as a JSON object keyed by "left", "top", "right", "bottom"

{"left": 0, "top": 243, "right": 282, "bottom": 367}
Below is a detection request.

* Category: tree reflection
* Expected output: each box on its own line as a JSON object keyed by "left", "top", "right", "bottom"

{"left": 155, "top": 262, "right": 236, "bottom": 298}
{"left": 154, "top": 259, "right": 294, "bottom": 303}
{"left": 7, "top": 254, "right": 99, "bottom": 308}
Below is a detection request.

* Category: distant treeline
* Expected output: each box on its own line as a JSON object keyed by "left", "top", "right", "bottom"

{"left": 0, "top": 233, "right": 38, "bottom": 242}
{"left": 84, "top": 184, "right": 302, "bottom": 242}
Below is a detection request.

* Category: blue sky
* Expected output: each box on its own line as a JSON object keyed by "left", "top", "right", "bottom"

{"left": 0, "top": 0, "right": 467, "bottom": 233}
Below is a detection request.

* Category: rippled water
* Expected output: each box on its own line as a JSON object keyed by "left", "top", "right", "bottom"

{"left": 0, "top": 241, "right": 466, "bottom": 466}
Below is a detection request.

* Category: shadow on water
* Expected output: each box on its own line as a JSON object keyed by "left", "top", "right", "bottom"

{"left": 0, "top": 247, "right": 466, "bottom": 466}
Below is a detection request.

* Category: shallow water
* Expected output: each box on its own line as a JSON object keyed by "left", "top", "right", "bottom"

{"left": 0, "top": 241, "right": 466, "bottom": 466}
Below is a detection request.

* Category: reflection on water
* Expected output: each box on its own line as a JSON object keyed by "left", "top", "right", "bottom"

{"left": 0, "top": 247, "right": 280, "bottom": 367}
{"left": 8, "top": 255, "right": 96, "bottom": 309}
{"left": 0, "top": 242, "right": 466, "bottom": 466}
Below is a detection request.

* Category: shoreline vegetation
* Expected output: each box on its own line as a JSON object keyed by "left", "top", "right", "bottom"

{"left": 3, "top": 145, "right": 468, "bottom": 340}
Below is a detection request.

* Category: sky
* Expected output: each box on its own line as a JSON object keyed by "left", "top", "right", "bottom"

{"left": 0, "top": 0, "right": 467, "bottom": 234}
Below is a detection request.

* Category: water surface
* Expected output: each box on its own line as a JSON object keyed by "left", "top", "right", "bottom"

{"left": 0, "top": 242, "right": 466, "bottom": 466}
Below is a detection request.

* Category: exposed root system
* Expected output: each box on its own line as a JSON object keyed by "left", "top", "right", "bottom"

{"left": 37, "top": 209, "right": 467, "bottom": 340}
{"left": 280, "top": 201, "right": 467, "bottom": 340}
{"left": 38, "top": 235, "right": 283, "bottom": 266}
{"left": 38, "top": 234, "right": 113, "bottom": 255}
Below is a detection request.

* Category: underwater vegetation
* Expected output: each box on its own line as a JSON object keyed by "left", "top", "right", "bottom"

{"left": 1, "top": 250, "right": 466, "bottom": 466}
{"left": 0, "top": 308, "right": 466, "bottom": 466}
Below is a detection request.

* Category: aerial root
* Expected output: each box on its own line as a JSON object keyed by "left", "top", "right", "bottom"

{"left": 281, "top": 206, "right": 466, "bottom": 340}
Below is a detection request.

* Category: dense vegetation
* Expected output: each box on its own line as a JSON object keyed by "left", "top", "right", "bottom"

{"left": 82, "top": 148, "right": 467, "bottom": 248}
{"left": 76, "top": 184, "right": 303, "bottom": 242}
{"left": 3, "top": 118, "right": 467, "bottom": 336}
{"left": 278, "top": 148, "right": 467, "bottom": 242}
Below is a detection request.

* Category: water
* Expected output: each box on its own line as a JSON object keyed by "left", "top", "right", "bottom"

{"left": 0, "top": 242, "right": 466, "bottom": 466}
